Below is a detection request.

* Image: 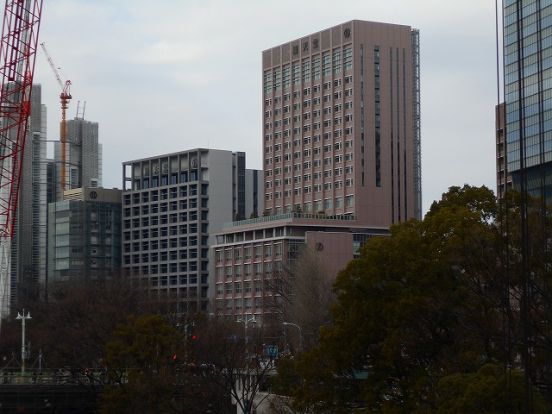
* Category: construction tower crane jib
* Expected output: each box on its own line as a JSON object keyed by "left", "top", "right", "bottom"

{"left": 40, "top": 42, "right": 71, "bottom": 193}
{"left": 0, "top": 0, "right": 44, "bottom": 320}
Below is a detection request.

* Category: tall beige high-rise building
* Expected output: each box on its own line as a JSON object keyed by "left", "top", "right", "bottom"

{"left": 212, "top": 20, "right": 422, "bottom": 321}
{"left": 262, "top": 20, "right": 421, "bottom": 225}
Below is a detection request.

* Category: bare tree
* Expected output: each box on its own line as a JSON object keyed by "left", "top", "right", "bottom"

{"left": 268, "top": 245, "right": 335, "bottom": 351}
{"left": 192, "top": 318, "right": 277, "bottom": 414}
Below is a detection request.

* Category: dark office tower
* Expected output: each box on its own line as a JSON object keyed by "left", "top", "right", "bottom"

{"left": 47, "top": 188, "right": 122, "bottom": 291}
{"left": 262, "top": 20, "right": 422, "bottom": 226}
{"left": 497, "top": 103, "right": 513, "bottom": 198}
{"left": 503, "top": 0, "right": 552, "bottom": 199}
{"left": 10, "top": 84, "right": 48, "bottom": 305}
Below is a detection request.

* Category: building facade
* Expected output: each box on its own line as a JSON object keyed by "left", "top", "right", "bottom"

{"left": 503, "top": 0, "right": 552, "bottom": 200}
{"left": 9, "top": 84, "right": 48, "bottom": 306}
{"left": 212, "top": 214, "right": 386, "bottom": 321}
{"left": 122, "top": 149, "right": 262, "bottom": 314}
{"left": 55, "top": 117, "right": 102, "bottom": 199}
{"left": 262, "top": 20, "right": 421, "bottom": 226}
{"left": 47, "top": 187, "right": 122, "bottom": 291}
{"left": 211, "top": 20, "right": 422, "bottom": 321}
{"left": 496, "top": 103, "right": 513, "bottom": 198}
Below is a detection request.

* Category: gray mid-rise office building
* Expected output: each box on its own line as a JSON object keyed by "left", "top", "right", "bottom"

{"left": 122, "top": 149, "right": 262, "bottom": 313}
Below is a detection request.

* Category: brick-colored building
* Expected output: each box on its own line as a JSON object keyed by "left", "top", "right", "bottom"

{"left": 212, "top": 213, "right": 386, "bottom": 320}
{"left": 212, "top": 20, "right": 422, "bottom": 321}
{"left": 262, "top": 20, "right": 421, "bottom": 226}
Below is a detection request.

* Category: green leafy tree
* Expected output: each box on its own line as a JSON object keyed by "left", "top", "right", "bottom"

{"left": 277, "top": 185, "right": 549, "bottom": 412}
{"left": 436, "top": 364, "right": 548, "bottom": 413}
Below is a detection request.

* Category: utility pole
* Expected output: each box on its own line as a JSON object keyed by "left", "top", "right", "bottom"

{"left": 16, "top": 310, "right": 31, "bottom": 374}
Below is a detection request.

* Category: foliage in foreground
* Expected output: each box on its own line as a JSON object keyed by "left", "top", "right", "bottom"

{"left": 275, "top": 185, "right": 552, "bottom": 413}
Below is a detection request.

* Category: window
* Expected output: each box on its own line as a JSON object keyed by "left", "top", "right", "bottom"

{"left": 322, "top": 51, "right": 331, "bottom": 76}
{"left": 344, "top": 47, "right": 353, "bottom": 70}
{"left": 282, "top": 65, "right": 291, "bottom": 88}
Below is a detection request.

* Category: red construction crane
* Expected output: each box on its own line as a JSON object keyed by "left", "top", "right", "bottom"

{"left": 0, "top": 0, "right": 44, "bottom": 319}
{"left": 40, "top": 42, "right": 71, "bottom": 193}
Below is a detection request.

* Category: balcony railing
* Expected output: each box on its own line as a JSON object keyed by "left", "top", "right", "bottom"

{"left": 225, "top": 212, "right": 356, "bottom": 228}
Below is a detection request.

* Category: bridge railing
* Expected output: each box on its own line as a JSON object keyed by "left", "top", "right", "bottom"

{"left": 0, "top": 368, "right": 107, "bottom": 385}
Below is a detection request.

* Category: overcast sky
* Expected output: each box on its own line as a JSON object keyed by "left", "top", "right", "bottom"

{"left": 32, "top": 0, "right": 499, "bottom": 215}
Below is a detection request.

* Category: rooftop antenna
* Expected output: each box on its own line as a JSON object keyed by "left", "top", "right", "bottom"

{"left": 76, "top": 100, "right": 86, "bottom": 120}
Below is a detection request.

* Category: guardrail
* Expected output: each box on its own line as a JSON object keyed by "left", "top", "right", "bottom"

{"left": 225, "top": 212, "right": 356, "bottom": 228}
{"left": 0, "top": 369, "right": 106, "bottom": 385}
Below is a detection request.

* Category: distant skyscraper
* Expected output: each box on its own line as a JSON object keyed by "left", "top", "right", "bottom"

{"left": 55, "top": 117, "right": 102, "bottom": 199}
{"left": 502, "top": 0, "right": 552, "bottom": 200}
{"left": 10, "top": 84, "right": 48, "bottom": 305}
{"left": 122, "top": 149, "right": 262, "bottom": 314}
{"left": 262, "top": 20, "right": 421, "bottom": 226}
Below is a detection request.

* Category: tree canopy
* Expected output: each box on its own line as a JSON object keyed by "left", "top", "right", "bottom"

{"left": 276, "top": 185, "right": 551, "bottom": 413}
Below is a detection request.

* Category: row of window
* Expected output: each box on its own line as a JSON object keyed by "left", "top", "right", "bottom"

{"left": 265, "top": 93, "right": 354, "bottom": 121}
{"left": 265, "top": 164, "right": 354, "bottom": 177}
{"left": 124, "top": 230, "right": 208, "bottom": 245}
{"left": 123, "top": 212, "right": 207, "bottom": 229}
{"left": 216, "top": 281, "right": 266, "bottom": 296}
{"left": 125, "top": 238, "right": 209, "bottom": 252}
{"left": 215, "top": 244, "right": 283, "bottom": 262}
{"left": 263, "top": 47, "right": 353, "bottom": 94}
{"left": 266, "top": 118, "right": 354, "bottom": 142}
{"left": 266, "top": 97, "right": 352, "bottom": 128}
{"left": 123, "top": 184, "right": 207, "bottom": 205}
{"left": 215, "top": 298, "right": 263, "bottom": 312}
{"left": 265, "top": 151, "right": 354, "bottom": 168}
{"left": 266, "top": 194, "right": 353, "bottom": 209}
{"left": 125, "top": 250, "right": 207, "bottom": 263}
{"left": 124, "top": 198, "right": 207, "bottom": 216}
{"left": 266, "top": 180, "right": 353, "bottom": 196}
{"left": 266, "top": 139, "right": 352, "bottom": 156}
{"left": 123, "top": 258, "right": 207, "bottom": 273}
{"left": 264, "top": 76, "right": 353, "bottom": 108}
{"left": 216, "top": 261, "right": 283, "bottom": 277}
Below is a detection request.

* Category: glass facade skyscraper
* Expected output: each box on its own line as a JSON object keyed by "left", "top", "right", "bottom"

{"left": 504, "top": 0, "right": 552, "bottom": 199}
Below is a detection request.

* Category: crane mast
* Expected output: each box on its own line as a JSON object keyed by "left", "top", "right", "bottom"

{"left": 0, "top": 0, "right": 44, "bottom": 320}
{"left": 40, "top": 42, "right": 71, "bottom": 193}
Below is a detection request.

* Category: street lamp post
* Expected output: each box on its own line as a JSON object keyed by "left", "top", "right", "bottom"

{"left": 16, "top": 309, "right": 31, "bottom": 374}
{"left": 237, "top": 315, "right": 257, "bottom": 346}
{"left": 282, "top": 322, "right": 303, "bottom": 352}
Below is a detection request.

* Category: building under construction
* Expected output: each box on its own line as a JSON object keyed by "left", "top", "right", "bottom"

{"left": 54, "top": 117, "right": 102, "bottom": 200}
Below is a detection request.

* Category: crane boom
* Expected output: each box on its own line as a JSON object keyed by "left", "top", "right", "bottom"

{"left": 0, "top": 0, "right": 44, "bottom": 320}
{"left": 40, "top": 42, "right": 62, "bottom": 89}
{"left": 39, "top": 42, "right": 71, "bottom": 193}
